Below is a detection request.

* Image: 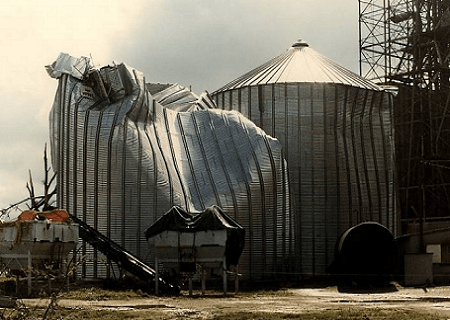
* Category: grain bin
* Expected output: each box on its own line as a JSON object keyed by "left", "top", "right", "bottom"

{"left": 212, "top": 40, "right": 398, "bottom": 276}
{"left": 47, "top": 53, "right": 293, "bottom": 281}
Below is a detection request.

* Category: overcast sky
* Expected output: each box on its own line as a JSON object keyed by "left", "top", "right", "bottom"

{"left": 0, "top": 0, "right": 359, "bottom": 209}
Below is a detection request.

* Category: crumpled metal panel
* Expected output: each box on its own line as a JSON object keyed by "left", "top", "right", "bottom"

{"left": 46, "top": 52, "right": 91, "bottom": 80}
{"left": 212, "top": 44, "right": 397, "bottom": 277}
{"left": 48, "top": 54, "right": 293, "bottom": 280}
{"left": 150, "top": 83, "right": 214, "bottom": 112}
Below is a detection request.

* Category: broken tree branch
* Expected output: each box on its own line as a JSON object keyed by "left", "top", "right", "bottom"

{"left": 27, "top": 170, "right": 38, "bottom": 210}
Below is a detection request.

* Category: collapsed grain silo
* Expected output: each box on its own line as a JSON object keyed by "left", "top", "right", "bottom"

{"left": 46, "top": 53, "right": 293, "bottom": 281}
{"left": 212, "top": 40, "right": 398, "bottom": 277}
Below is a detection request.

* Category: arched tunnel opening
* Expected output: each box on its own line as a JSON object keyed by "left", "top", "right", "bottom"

{"left": 329, "top": 222, "right": 397, "bottom": 288}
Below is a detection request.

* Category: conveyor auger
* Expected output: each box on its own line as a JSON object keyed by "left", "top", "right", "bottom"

{"left": 69, "top": 214, "right": 179, "bottom": 294}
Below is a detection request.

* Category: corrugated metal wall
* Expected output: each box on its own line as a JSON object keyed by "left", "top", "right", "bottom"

{"left": 49, "top": 62, "right": 294, "bottom": 281}
{"left": 212, "top": 82, "right": 397, "bottom": 276}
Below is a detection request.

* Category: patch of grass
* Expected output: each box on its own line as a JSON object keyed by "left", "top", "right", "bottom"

{"left": 52, "top": 308, "right": 144, "bottom": 320}
{"left": 235, "top": 289, "right": 295, "bottom": 298}
{"left": 2, "top": 307, "right": 445, "bottom": 320}
{"left": 59, "top": 286, "right": 145, "bottom": 300}
{"left": 208, "top": 309, "right": 446, "bottom": 320}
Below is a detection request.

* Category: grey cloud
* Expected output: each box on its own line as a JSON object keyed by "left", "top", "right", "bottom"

{"left": 110, "top": 0, "right": 359, "bottom": 93}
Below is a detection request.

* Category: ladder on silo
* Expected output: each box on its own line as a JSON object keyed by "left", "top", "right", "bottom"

{"left": 69, "top": 214, "right": 179, "bottom": 294}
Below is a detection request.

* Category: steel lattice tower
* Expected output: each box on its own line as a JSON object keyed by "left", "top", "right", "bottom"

{"left": 359, "top": 0, "right": 450, "bottom": 241}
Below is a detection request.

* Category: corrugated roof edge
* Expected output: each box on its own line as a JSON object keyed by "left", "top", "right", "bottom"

{"left": 212, "top": 40, "right": 384, "bottom": 94}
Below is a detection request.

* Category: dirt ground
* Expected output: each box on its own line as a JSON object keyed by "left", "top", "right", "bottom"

{"left": 20, "top": 284, "right": 450, "bottom": 319}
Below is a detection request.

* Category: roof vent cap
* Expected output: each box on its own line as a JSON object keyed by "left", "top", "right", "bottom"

{"left": 292, "top": 39, "right": 309, "bottom": 48}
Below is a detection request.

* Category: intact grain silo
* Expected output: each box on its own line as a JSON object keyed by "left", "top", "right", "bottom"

{"left": 212, "top": 40, "right": 398, "bottom": 276}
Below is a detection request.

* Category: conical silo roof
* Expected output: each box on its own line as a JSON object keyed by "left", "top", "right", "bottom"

{"left": 214, "top": 39, "right": 381, "bottom": 93}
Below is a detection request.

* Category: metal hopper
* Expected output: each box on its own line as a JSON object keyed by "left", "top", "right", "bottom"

{"left": 146, "top": 205, "right": 244, "bottom": 294}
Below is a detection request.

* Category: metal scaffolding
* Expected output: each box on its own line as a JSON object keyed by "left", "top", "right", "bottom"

{"left": 359, "top": 0, "right": 450, "bottom": 238}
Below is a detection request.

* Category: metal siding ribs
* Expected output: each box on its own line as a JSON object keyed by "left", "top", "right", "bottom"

{"left": 212, "top": 41, "right": 397, "bottom": 276}
{"left": 49, "top": 57, "right": 293, "bottom": 281}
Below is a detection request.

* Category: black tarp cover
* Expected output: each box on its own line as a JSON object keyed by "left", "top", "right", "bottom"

{"left": 145, "top": 205, "right": 245, "bottom": 266}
